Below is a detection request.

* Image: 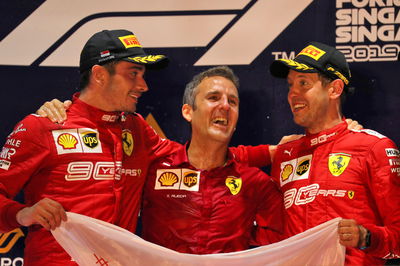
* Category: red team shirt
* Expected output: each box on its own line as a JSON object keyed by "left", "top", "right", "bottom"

{"left": 141, "top": 144, "right": 283, "bottom": 254}
{"left": 270, "top": 121, "right": 400, "bottom": 265}
{"left": 0, "top": 96, "right": 180, "bottom": 265}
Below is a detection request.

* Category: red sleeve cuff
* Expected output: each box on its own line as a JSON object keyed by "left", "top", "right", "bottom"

{"left": 1, "top": 202, "right": 25, "bottom": 231}
{"left": 362, "top": 225, "right": 384, "bottom": 254}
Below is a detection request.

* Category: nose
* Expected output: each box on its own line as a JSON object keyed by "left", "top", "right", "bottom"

{"left": 137, "top": 76, "right": 149, "bottom": 92}
{"left": 287, "top": 84, "right": 299, "bottom": 99}
{"left": 219, "top": 96, "right": 230, "bottom": 110}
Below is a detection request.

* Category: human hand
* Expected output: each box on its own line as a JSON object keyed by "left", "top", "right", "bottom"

{"left": 338, "top": 219, "right": 368, "bottom": 248}
{"left": 16, "top": 198, "right": 67, "bottom": 231}
{"left": 36, "top": 99, "right": 72, "bottom": 123}
{"left": 345, "top": 118, "right": 363, "bottom": 131}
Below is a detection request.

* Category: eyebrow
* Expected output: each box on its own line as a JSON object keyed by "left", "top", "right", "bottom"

{"left": 129, "top": 65, "right": 145, "bottom": 71}
{"left": 295, "top": 74, "right": 310, "bottom": 78}
{"left": 206, "top": 90, "right": 239, "bottom": 100}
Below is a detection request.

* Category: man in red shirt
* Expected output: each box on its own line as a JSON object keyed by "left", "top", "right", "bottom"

{"left": 267, "top": 41, "right": 400, "bottom": 265}
{"left": 0, "top": 29, "right": 178, "bottom": 265}
{"left": 140, "top": 66, "right": 283, "bottom": 253}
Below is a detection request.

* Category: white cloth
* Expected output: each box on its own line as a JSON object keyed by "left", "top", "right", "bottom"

{"left": 52, "top": 212, "right": 345, "bottom": 266}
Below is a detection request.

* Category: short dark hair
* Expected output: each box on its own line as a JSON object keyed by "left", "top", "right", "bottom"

{"left": 183, "top": 66, "right": 239, "bottom": 109}
{"left": 78, "top": 61, "right": 119, "bottom": 90}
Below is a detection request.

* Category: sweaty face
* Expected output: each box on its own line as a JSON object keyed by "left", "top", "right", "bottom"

{"left": 188, "top": 76, "right": 239, "bottom": 144}
{"left": 287, "top": 70, "right": 330, "bottom": 133}
{"left": 103, "top": 61, "right": 148, "bottom": 113}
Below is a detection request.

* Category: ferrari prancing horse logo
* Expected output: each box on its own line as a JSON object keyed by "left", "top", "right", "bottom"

{"left": 328, "top": 153, "right": 351, "bottom": 176}
{"left": 225, "top": 176, "right": 242, "bottom": 195}
{"left": 122, "top": 130, "right": 134, "bottom": 156}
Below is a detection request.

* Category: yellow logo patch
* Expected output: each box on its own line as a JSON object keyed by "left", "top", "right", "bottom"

{"left": 0, "top": 228, "right": 24, "bottom": 253}
{"left": 183, "top": 171, "right": 198, "bottom": 188}
{"left": 81, "top": 131, "right": 99, "bottom": 148}
{"left": 57, "top": 133, "right": 78, "bottom": 149}
{"left": 225, "top": 176, "right": 242, "bottom": 195}
{"left": 298, "top": 45, "right": 326, "bottom": 61}
{"left": 296, "top": 159, "right": 310, "bottom": 176}
{"left": 122, "top": 130, "right": 134, "bottom": 156}
{"left": 348, "top": 190, "right": 355, "bottom": 199}
{"left": 281, "top": 164, "right": 293, "bottom": 182}
{"left": 158, "top": 172, "right": 179, "bottom": 186}
{"left": 118, "top": 35, "right": 141, "bottom": 48}
{"left": 329, "top": 153, "right": 351, "bottom": 176}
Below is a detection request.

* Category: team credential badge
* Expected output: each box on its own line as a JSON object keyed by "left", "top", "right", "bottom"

{"left": 122, "top": 129, "right": 134, "bottom": 156}
{"left": 225, "top": 176, "right": 242, "bottom": 195}
{"left": 329, "top": 153, "right": 351, "bottom": 176}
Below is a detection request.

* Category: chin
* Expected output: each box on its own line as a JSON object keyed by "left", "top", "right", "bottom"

{"left": 211, "top": 134, "right": 232, "bottom": 144}
{"left": 125, "top": 105, "right": 137, "bottom": 113}
{"left": 293, "top": 118, "right": 306, "bottom": 128}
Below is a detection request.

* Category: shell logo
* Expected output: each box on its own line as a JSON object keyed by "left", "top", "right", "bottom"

{"left": 281, "top": 164, "right": 293, "bottom": 181}
{"left": 158, "top": 172, "right": 179, "bottom": 186}
{"left": 57, "top": 133, "right": 78, "bottom": 149}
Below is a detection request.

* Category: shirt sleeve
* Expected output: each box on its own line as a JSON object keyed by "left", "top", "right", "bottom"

{"left": 230, "top": 145, "right": 271, "bottom": 168}
{"left": 251, "top": 177, "right": 284, "bottom": 245}
{"left": 0, "top": 116, "right": 50, "bottom": 232}
{"left": 363, "top": 138, "right": 400, "bottom": 259}
{"left": 136, "top": 114, "right": 181, "bottom": 160}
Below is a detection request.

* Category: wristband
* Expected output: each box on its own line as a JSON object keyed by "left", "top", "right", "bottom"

{"left": 359, "top": 229, "right": 371, "bottom": 250}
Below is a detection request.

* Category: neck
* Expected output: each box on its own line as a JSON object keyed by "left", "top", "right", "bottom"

{"left": 307, "top": 112, "right": 343, "bottom": 134}
{"left": 187, "top": 137, "right": 228, "bottom": 171}
{"left": 79, "top": 88, "right": 114, "bottom": 112}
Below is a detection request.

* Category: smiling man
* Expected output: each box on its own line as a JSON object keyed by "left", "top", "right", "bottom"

{"left": 140, "top": 66, "right": 283, "bottom": 253}
{"left": 0, "top": 29, "right": 177, "bottom": 265}
{"left": 267, "top": 42, "right": 400, "bottom": 265}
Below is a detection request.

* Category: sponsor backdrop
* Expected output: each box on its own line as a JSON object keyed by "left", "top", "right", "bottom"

{"left": 0, "top": 0, "right": 399, "bottom": 264}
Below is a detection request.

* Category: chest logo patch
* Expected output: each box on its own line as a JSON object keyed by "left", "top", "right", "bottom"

{"left": 281, "top": 164, "right": 294, "bottom": 181}
{"left": 225, "top": 176, "right": 242, "bottom": 196}
{"left": 57, "top": 133, "right": 78, "bottom": 149}
{"left": 81, "top": 131, "right": 99, "bottom": 148}
{"left": 158, "top": 172, "right": 179, "bottom": 186}
{"left": 52, "top": 128, "right": 102, "bottom": 154}
{"left": 183, "top": 171, "right": 199, "bottom": 188}
{"left": 348, "top": 190, "right": 355, "bottom": 199}
{"left": 329, "top": 153, "right": 351, "bottom": 176}
{"left": 279, "top": 154, "right": 312, "bottom": 186}
{"left": 122, "top": 130, "right": 134, "bottom": 156}
{"left": 155, "top": 168, "right": 201, "bottom": 192}
{"left": 296, "top": 159, "right": 310, "bottom": 176}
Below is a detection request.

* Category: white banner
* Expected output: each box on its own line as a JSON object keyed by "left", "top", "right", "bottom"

{"left": 52, "top": 212, "right": 345, "bottom": 266}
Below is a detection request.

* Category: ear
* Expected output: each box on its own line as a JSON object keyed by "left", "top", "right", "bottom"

{"left": 91, "top": 65, "right": 109, "bottom": 86}
{"left": 329, "top": 79, "right": 344, "bottom": 100}
{"left": 181, "top": 104, "right": 193, "bottom": 123}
